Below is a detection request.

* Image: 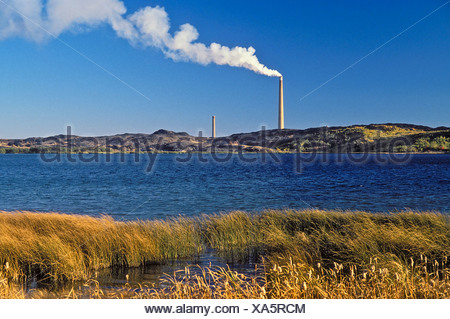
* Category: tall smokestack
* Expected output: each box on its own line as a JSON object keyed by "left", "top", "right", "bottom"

{"left": 278, "top": 76, "right": 284, "bottom": 130}
{"left": 212, "top": 116, "right": 216, "bottom": 138}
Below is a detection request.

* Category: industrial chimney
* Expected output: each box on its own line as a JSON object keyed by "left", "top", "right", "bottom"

{"left": 278, "top": 76, "right": 284, "bottom": 130}
{"left": 212, "top": 116, "right": 216, "bottom": 138}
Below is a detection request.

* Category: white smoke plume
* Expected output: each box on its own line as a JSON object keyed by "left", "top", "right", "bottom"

{"left": 0, "top": 0, "right": 281, "bottom": 77}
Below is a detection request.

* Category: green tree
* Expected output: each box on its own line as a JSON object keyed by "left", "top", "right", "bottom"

{"left": 431, "top": 136, "right": 449, "bottom": 151}
{"left": 414, "top": 138, "right": 430, "bottom": 152}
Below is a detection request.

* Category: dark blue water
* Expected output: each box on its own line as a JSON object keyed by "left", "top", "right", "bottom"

{"left": 0, "top": 153, "right": 448, "bottom": 219}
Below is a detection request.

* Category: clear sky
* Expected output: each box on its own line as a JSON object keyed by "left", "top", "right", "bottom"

{"left": 1, "top": 0, "right": 449, "bottom": 138}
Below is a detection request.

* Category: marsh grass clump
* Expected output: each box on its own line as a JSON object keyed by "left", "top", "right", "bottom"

{"left": 0, "top": 209, "right": 448, "bottom": 299}
{"left": 0, "top": 211, "right": 202, "bottom": 282}
{"left": 203, "top": 211, "right": 255, "bottom": 250}
{"left": 264, "top": 256, "right": 449, "bottom": 298}
{"left": 202, "top": 210, "right": 449, "bottom": 268}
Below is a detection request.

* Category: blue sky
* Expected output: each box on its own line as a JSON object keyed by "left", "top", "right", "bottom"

{"left": 1, "top": 0, "right": 449, "bottom": 138}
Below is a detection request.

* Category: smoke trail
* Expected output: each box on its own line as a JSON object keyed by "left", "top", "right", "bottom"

{"left": 0, "top": 0, "right": 281, "bottom": 77}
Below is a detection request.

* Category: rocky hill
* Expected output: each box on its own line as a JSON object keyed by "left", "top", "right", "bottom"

{"left": 0, "top": 124, "right": 449, "bottom": 153}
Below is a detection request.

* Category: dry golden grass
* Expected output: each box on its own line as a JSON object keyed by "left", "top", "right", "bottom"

{"left": 0, "top": 268, "right": 25, "bottom": 299}
{"left": 0, "top": 209, "right": 448, "bottom": 299}
{"left": 0, "top": 211, "right": 202, "bottom": 281}
{"left": 203, "top": 210, "right": 449, "bottom": 268}
{"left": 265, "top": 256, "right": 449, "bottom": 298}
{"left": 61, "top": 258, "right": 449, "bottom": 299}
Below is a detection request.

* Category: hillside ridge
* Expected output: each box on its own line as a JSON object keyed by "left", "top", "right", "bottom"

{"left": 0, "top": 123, "right": 449, "bottom": 153}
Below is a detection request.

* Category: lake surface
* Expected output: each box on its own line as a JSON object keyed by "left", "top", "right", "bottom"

{"left": 0, "top": 153, "right": 449, "bottom": 217}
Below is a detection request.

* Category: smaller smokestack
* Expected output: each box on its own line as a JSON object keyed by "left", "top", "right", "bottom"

{"left": 212, "top": 116, "right": 216, "bottom": 138}
{"left": 278, "top": 76, "right": 284, "bottom": 130}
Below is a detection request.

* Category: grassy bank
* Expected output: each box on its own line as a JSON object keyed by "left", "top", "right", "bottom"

{"left": 0, "top": 212, "right": 202, "bottom": 281}
{"left": 0, "top": 210, "right": 449, "bottom": 298}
